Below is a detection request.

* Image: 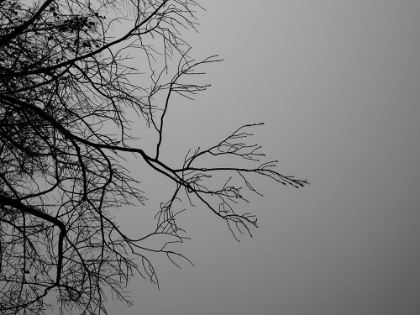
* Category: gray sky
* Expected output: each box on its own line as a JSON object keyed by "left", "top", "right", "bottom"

{"left": 104, "top": 1, "right": 420, "bottom": 314}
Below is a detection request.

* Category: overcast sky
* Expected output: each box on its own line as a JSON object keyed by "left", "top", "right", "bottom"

{"left": 99, "top": 1, "right": 420, "bottom": 314}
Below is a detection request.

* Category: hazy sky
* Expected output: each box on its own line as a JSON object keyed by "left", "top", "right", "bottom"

{"left": 97, "top": 1, "right": 420, "bottom": 314}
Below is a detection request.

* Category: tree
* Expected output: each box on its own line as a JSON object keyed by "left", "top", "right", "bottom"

{"left": 0, "top": 0, "right": 309, "bottom": 314}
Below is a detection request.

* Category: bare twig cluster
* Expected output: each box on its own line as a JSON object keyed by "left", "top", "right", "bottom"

{"left": 0, "top": 0, "right": 309, "bottom": 314}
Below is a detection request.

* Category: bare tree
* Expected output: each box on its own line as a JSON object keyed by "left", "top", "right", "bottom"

{"left": 0, "top": 0, "right": 309, "bottom": 314}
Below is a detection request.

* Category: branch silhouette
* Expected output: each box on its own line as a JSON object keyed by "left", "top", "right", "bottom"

{"left": 0, "top": 0, "right": 309, "bottom": 314}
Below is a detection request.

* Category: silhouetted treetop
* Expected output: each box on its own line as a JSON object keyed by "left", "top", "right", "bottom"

{"left": 0, "top": 1, "right": 309, "bottom": 314}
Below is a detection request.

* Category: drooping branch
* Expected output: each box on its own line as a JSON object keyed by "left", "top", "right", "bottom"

{"left": 0, "top": 194, "right": 66, "bottom": 286}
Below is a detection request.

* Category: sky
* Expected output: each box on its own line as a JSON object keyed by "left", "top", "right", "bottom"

{"left": 86, "top": 1, "right": 420, "bottom": 314}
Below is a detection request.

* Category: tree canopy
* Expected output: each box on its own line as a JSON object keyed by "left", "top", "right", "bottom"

{"left": 0, "top": 0, "right": 309, "bottom": 314}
